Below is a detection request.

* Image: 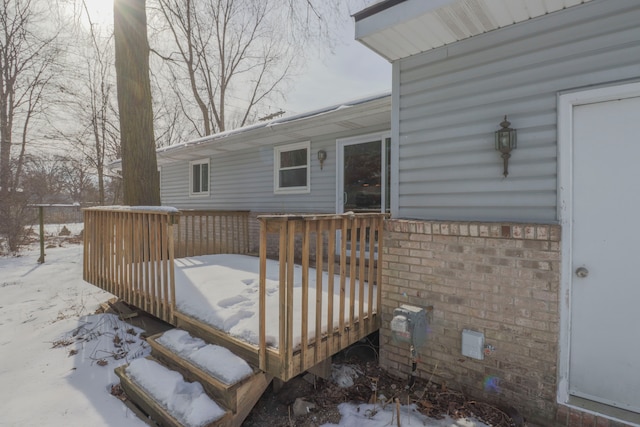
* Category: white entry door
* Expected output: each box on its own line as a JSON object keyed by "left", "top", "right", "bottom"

{"left": 569, "top": 95, "right": 640, "bottom": 412}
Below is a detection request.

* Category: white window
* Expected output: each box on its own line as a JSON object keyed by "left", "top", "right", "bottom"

{"left": 274, "top": 141, "right": 310, "bottom": 194}
{"left": 189, "top": 159, "right": 209, "bottom": 196}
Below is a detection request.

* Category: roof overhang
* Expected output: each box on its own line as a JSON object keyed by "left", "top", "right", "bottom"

{"left": 355, "top": 0, "right": 593, "bottom": 61}
{"left": 109, "top": 93, "right": 391, "bottom": 170}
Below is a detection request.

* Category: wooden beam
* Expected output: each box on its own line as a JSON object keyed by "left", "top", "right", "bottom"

{"left": 307, "top": 357, "right": 332, "bottom": 380}
{"left": 300, "top": 220, "right": 310, "bottom": 373}
{"left": 258, "top": 219, "right": 267, "bottom": 371}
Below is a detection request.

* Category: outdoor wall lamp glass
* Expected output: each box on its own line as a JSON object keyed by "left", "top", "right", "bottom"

{"left": 317, "top": 149, "right": 327, "bottom": 170}
{"left": 495, "top": 115, "right": 517, "bottom": 177}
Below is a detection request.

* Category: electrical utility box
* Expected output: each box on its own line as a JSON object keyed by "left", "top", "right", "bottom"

{"left": 461, "top": 329, "right": 485, "bottom": 360}
{"left": 390, "top": 304, "right": 429, "bottom": 348}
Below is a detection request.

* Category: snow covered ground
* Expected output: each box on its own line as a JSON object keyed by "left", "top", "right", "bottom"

{"left": 0, "top": 240, "right": 489, "bottom": 427}
{"left": 324, "top": 403, "right": 489, "bottom": 427}
{"left": 0, "top": 244, "right": 149, "bottom": 427}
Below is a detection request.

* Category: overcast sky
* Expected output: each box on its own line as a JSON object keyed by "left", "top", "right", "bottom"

{"left": 74, "top": 0, "right": 391, "bottom": 122}
{"left": 281, "top": 20, "right": 391, "bottom": 115}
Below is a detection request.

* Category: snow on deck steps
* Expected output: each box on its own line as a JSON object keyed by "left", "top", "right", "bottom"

{"left": 121, "top": 357, "right": 228, "bottom": 427}
{"left": 156, "top": 329, "right": 253, "bottom": 386}
{"left": 147, "top": 328, "right": 265, "bottom": 415}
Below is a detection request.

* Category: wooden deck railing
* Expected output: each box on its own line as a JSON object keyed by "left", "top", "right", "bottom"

{"left": 84, "top": 207, "right": 385, "bottom": 381}
{"left": 174, "top": 210, "right": 250, "bottom": 258}
{"left": 83, "top": 207, "right": 179, "bottom": 323}
{"left": 83, "top": 207, "right": 251, "bottom": 324}
{"left": 258, "top": 213, "right": 387, "bottom": 380}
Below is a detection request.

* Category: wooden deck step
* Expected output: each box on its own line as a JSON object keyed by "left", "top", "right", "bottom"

{"left": 174, "top": 311, "right": 262, "bottom": 369}
{"left": 117, "top": 352, "right": 272, "bottom": 427}
{"left": 115, "top": 327, "right": 273, "bottom": 427}
{"left": 115, "top": 357, "right": 232, "bottom": 427}
{"left": 147, "top": 329, "right": 270, "bottom": 415}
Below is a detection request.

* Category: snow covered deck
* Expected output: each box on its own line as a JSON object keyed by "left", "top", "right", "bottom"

{"left": 83, "top": 208, "right": 386, "bottom": 381}
{"left": 174, "top": 254, "right": 376, "bottom": 350}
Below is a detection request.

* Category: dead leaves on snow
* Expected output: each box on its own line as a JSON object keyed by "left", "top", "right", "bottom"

{"left": 50, "top": 313, "right": 149, "bottom": 367}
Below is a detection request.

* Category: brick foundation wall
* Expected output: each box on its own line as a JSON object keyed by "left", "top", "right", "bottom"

{"left": 381, "top": 219, "right": 562, "bottom": 426}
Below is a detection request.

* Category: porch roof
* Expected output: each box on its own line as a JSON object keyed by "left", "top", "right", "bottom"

{"left": 109, "top": 93, "right": 391, "bottom": 169}
{"left": 354, "top": 0, "right": 593, "bottom": 61}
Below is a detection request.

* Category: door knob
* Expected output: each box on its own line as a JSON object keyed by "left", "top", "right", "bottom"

{"left": 575, "top": 267, "right": 589, "bottom": 278}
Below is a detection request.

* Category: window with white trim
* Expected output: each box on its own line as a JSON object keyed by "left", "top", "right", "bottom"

{"left": 189, "top": 159, "right": 209, "bottom": 196}
{"left": 274, "top": 141, "right": 310, "bottom": 194}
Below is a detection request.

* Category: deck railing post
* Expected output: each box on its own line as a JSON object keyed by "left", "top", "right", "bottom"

{"left": 314, "top": 220, "right": 324, "bottom": 365}
{"left": 348, "top": 215, "right": 357, "bottom": 344}
{"left": 167, "top": 212, "right": 177, "bottom": 323}
{"left": 376, "top": 215, "right": 385, "bottom": 328}
{"left": 83, "top": 210, "right": 89, "bottom": 282}
{"left": 285, "top": 219, "right": 296, "bottom": 380}
{"left": 300, "top": 220, "right": 311, "bottom": 372}
{"left": 258, "top": 218, "right": 267, "bottom": 371}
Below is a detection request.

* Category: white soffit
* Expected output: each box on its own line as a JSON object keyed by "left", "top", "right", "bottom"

{"left": 355, "top": 0, "right": 593, "bottom": 61}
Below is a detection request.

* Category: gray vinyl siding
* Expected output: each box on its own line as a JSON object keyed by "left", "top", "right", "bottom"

{"left": 394, "top": 0, "right": 640, "bottom": 223}
{"left": 160, "top": 124, "right": 389, "bottom": 212}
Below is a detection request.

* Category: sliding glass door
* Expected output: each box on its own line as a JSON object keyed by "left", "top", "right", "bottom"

{"left": 337, "top": 133, "right": 390, "bottom": 214}
{"left": 336, "top": 133, "right": 390, "bottom": 257}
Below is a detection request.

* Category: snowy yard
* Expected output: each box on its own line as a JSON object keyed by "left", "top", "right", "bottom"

{"left": 0, "top": 238, "right": 490, "bottom": 427}
{"left": 0, "top": 244, "right": 149, "bottom": 426}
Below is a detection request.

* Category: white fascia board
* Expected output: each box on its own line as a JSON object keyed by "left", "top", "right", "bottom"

{"left": 355, "top": 0, "right": 457, "bottom": 40}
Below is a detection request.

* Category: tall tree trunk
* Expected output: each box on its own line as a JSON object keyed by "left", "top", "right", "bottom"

{"left": 114, "top": 0, "right": 160, "bottom": 206}
{"left": 0, "top": 100, "right": 10, "bottom": 197}
{"left": 0, "top": 23, "right": 11, "bottom": 196}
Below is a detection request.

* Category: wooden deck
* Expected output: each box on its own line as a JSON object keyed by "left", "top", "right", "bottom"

{"left": 83, "top": 207, "right": 386, "bottom": 382}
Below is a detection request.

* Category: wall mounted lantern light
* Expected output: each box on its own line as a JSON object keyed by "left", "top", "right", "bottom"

{"left": 495, "top": 115, "right": 517, "bottom": 177}
{"left": 317, "top": 149, "right": 327, "bottom": 170}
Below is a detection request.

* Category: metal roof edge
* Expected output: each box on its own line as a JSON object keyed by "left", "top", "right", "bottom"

{"left": 353, "top": 0, "right": 406, "bottom": 22}
{"left": 155, "top": 92, "right": 391, "bottom": 155}
{"left": 108, "top": 92, "right": 392, "bottom": 170}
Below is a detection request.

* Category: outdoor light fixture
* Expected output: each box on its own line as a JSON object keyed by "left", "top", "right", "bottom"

{"left": 495, "top": 115, "right": 517, "bottom": 177}
{"left": 317, "top": 149, "right": 327, "bottom": 170}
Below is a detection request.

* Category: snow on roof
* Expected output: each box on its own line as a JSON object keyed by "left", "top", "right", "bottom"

{"left": 109, "top": 92, "right": 391, "bottom": 170}
{"left": 156, "top": 92, "right": 390, "bottom": 155}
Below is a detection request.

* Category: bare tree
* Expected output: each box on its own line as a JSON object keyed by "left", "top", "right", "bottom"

{"left": 20, "top": 154, "right": 66, "bottom": 203}
{"left": 114, "top": 0, "right": 160, "bottom": 206}
{"left": 58, "top": 155, "right": 99, "bottom": 203}
{"left": 77, "top": 2, "right": 119, "bottom": 204}
{"left": 0, "top": 0, "right": 59, "bottom": 251}
{"left": 154, "top": 0, "right": 284, "bottom": 136}
{"left": 0, "top": 0, "right": 57, "bottom": 194}
{"left": 58, "top": 3, "right": 121, "bottom": 205}
{"left": 150, "top": 0, "right": 368, "bottom": 139}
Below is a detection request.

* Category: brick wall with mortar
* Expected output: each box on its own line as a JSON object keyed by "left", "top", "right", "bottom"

{"left": 381, "top": 219, "right": 563, "bottom": 426}
{"left": 246, "top": 214, "right": 634, "bottom": 426}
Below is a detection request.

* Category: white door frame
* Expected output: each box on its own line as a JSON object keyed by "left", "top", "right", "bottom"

{"left": 335, "top": 131, "right": 390, "bottom": 214}
{"left": 557, "top": 80, "right": 640, "bottom": 405}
